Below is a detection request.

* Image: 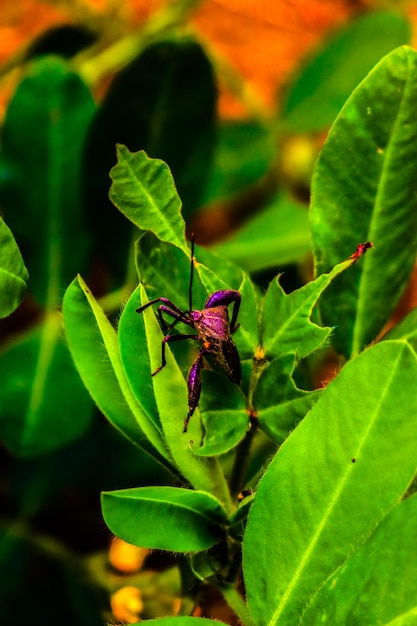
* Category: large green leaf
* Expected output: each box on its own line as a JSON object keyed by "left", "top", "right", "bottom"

{"left": 300, "top": 493, "right": 417, "bottom": 625}
{"left": 282, "top": 11, "right": 411, "bottom": 132}
{"left": 0, "top": 315, "right": 92, "bottom": 457}
{"left": 0, "top": 217, "right": 28, "bottom": 318}
{"left": 62, "top": 275, "right": 170, "bottom": 466}
{"left": 0, "top": 56, "right": 94, "bottom": 307}
{"left": 243, "top": 340, "right": 417, "bottom": 626}
{"left": 109, "top": 145, "right": 188, "bottom": 253}
{"left": 310, "top": 45, "right": 417, "bottom": 357}
{"left": 101, "top": 486, "right": 228, "bottom": 552}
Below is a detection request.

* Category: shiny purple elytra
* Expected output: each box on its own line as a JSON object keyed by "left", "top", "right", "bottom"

{"left": 136, "top": 242, "right": 241, "bottom": 433}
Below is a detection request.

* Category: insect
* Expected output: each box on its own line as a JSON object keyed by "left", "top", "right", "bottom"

{"left": 136, "top": 241, "right": 241, "bottom": 433}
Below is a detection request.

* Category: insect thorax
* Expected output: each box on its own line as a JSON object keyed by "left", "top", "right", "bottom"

{"left": 192, "top": 305, "right": 230, "bottom": 341}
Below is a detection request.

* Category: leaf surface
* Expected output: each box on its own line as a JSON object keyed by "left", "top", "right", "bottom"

{"left": 215, "top": 194, "right": 310, "bottom": 272}
{"left": 243, "top": 340, "right": 417, "bottom": 626}
{"left": 109, "top": 145, "right": 188, "bottom": 253}
{"left": 0, "top": 217, "right": 28, "bottom": 317}
{"left": 0, "top": 316, "right": 92, "bottom": 457}
{"left": 62, "top": 276, "right": 170, "bottom": 465}
{"left": 310, "top": 45, "right": 417, "bottom": 356}
{"left": 101, "top": 486, "right": 228, "bottom": 552}
{"left": 0, "top": 57, "right": 94, "bottom": 307}
{"left": 300, "top": 493, "right": 417, "bottom": 625}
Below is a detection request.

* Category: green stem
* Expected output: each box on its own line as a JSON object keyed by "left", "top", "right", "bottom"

{"left": 216, "top": 582, "right": 255, "bottom": 626}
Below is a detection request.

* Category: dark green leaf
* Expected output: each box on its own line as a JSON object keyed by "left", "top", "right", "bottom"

{"left": 136, "top": 233, "right": 202, "bottom": 311}
{"left": 0, "top": 56, "right": 94, "bottom": 307}
{"left": 214, "top": 194, "right": 310, "bottom": 272}
{"left": 311, "top": 46, "right": 417, "bottom": 357}
{"left": 200, "top": 120, "right": 276, "bottom": 205}
{"left": 0, "top": 217, "right": 28, "bottom": 317}
{"left": 243, "top": 340, "right": 417, "bottom": 626}
{"left": 300, "top": 494, "right": 417, "bottom": 625}
{"left": 254, "top": 356, "right": 321, "bottom": 444}
{"left": 0, "top": 317, "right": 93, "bottom": 457}
{"left": 282, "top": 12, "right": 411, "bottom": 132}
{"left": 101, "top": 486, "right": 228, "bottom": 552}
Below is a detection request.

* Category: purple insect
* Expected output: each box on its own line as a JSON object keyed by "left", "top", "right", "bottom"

{"left": 136, "top": 241, "right": 241, "bottom": 433}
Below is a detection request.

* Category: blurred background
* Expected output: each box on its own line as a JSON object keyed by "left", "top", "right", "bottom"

{"left": 0, "top": 1, "right": 416, "bottom": 623}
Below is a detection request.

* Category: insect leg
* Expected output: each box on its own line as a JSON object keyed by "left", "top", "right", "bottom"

{"left": 136, "top": 297, "right": 186, "bottom": 318}
{"left": 153, "top": 333, "right": 199, "bottom": 376}
{"left": 183, "top": 348, "right": 206, "bottom": 433}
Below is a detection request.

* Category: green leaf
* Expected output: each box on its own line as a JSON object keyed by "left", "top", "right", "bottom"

{"left": 109, "top": 145, "right": 188, "bottom": 253}
{"left": 282, "top": 11, "right": 411, "bottom": 132}
{"left": 200, "top": 120, "right": 276, "bottom": 205}
{"left": 0, "top": 56, "right": 94, "bottom": 307}
{"left": 118, "top": 283, "right": 161, "bottom": 431}
{"left": 300, "top": 493, "right": 417, "bottom": 625}
{"left": 0, "top": 217, "right": 28, "bottom": 317}
{"left": 0, "top": 316, "right": 93, "bottom": 457}
{"left": 62, "top": 276, "right": 170, "bottom": 466}
{"left": 214, "top": 194, "right": 310, "bottom": 272}
{"left": 101, "top": 486, "right": 228, "bottom": 552}
{"left": 192, "top": 372, "right": 249, "bottom": 457}
{"left": 310, "top": 45, "right": 417, "bottom": 357}
{"left": 243, "top": 340, "right": 417, "bottom": 626}
{"left": 254, "top": 356, "right": 321, "bottom": 444}
{"left": 136, "top": 232, "right": 204, "bottom": 311}
{"left": 260, "top": 251, "right": 364, "bottom": 361}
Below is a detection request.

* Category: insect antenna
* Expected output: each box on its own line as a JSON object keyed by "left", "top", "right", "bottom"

{"left": 188, "top": 235, "right": 195, "bottom": 312}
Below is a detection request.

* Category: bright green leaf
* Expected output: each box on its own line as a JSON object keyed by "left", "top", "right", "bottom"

{"left": 192, "top": 371, "right": 248, "bottom": 457}
{"left": 282, "top": 12, "right": 411, "bottom": 132}
{"left": 261, "top": 250, "right": 365, "bottom": 360}
{"left": 62, "top": 276, "right": 170, "bottom": 465}
{"left": 311, "top": 45, "right": 417, "bottom": 357}
{"left": 0, "top": 217, "right": 28, "bottom": 317}
{"left": 101, "top": 486, "right": 228, "bottom": 552}
{"left": 243, "top": 340, "right": 417, "bottom": 626}
{"left": 109, "top": 145, "right": 188, "bottom": 253}
{"left": 300, "top": 493, "right": 417, "bottom": 625}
